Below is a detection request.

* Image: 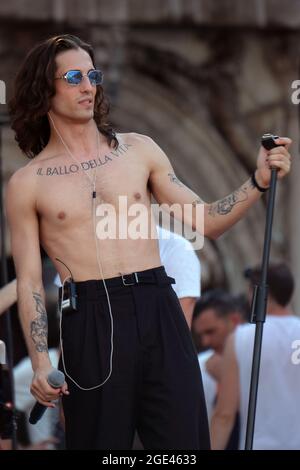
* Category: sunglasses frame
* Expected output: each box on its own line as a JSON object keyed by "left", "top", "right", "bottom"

{"left": 55, "top": 69, "right": 104, "bottom": 86}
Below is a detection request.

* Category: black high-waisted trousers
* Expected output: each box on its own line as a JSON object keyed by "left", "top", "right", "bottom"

{"left": 59, "top": 266, "right": 210, "bottom": 450}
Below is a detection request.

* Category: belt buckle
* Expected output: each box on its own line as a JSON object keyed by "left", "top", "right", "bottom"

{"left": 121, "top": 272, "right": 139, "bottom": 286}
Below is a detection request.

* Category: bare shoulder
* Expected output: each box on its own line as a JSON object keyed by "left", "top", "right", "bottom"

{"left": 117, "top": 132, "right": 160, "bottom": 150}
{"left": 117, "top": 132, "right": 169, "bottom": 166}
{"left": 7, "top": 165, "right": 33, "bottom": 194}
{"left": 6, "top": 155, "right": 43, "bottom": 210}
{"left": 7, "top": 146, "right": 52, "bottom": 194}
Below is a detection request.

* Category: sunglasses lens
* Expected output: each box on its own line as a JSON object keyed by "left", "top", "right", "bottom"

{"left": 65, "top": 70, "right": 83, "bottom": 84}
{"left": 63, "top": 70, "right": 103, "bottom": 85}
{"left": 88, "top": 70, "right": 103, "bottom": 85}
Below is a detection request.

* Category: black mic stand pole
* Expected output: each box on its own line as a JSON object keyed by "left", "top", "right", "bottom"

{"left": 0, "top": 114, "right": 17, "bottom": 450}
{"left": 245, "top": 134, "right": 280, "bottom": 450}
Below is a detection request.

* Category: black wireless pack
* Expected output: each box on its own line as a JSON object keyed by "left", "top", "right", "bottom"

{"left": 59, "top": 280, "right": 78, "bottom": 313}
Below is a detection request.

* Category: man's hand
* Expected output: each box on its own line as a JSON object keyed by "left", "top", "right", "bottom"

{"left": 31, "top": 367, "right": 69, "bottom": 408}
{"left": 255, "top": 137, "right": 292, "bottom": 188}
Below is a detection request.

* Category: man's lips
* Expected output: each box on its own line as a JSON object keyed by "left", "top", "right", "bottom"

{"left": 78, "top": 97, "right": 93, "bottom": 106}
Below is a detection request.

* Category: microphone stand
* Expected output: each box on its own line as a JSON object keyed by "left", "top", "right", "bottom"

{"left": 0, "top": 114, "right": 17, "bottom": 450}
{"left": 245, "top": 134, "right": 280, "bottom": 450}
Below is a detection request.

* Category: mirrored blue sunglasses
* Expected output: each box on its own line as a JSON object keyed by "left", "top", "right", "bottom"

{"left": 55, "top": 69, "right": 103, "bottom": 86}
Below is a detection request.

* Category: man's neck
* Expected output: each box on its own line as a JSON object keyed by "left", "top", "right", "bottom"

{"left": 267, "top": 302, "right": 293, "bottom": 316}
{"left": 47, "top": 115, "right": 103, "bottom": 159}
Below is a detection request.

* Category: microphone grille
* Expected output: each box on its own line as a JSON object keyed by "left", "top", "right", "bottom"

{"left": 48, "top": 369, "right": 65, "bottom": 388}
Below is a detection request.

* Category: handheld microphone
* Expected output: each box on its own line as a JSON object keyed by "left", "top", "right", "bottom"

{"left": 29, "top": 369, "right": 65, "bottom": 425}
{"left": 261, "top": 133, "right": 280, "bottom": 150}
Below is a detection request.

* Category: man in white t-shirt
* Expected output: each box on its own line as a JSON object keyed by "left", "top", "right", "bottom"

{"left": 192, "top": 290, "right": 246, "bottom": 444}
{"left": 157, "top": 226, "right": 200, "bottom": 328}
{"left": 211, "top": 263, "right": 300, "bottom": 450}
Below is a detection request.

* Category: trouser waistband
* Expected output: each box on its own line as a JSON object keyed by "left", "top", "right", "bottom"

{"left": 59, "top": 266, "right": 175, "bottom": 303}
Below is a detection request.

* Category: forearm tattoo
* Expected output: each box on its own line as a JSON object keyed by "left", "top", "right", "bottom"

{"left": 168, "top": 173, "right": 183, "bottom": 187}
{"left": 208, "top": 180, "right": 250, "bottom": 217}
{"left": 30, "top": 292, "right": 48, "bottom": 353}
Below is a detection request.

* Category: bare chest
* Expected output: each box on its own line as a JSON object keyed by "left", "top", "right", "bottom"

{"left": 34, "top": 150, "right": 150, "bottom": 227}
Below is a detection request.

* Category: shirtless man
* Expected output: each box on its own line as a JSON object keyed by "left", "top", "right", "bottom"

{"left": 6, "top": 35, "right": 291, "bottom": 450}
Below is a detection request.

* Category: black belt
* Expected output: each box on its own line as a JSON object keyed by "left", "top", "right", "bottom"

{"left": 58, "top": 266, "right": 175, "bottom": 304}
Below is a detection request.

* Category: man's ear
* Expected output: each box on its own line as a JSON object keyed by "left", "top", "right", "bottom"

{"left": 229, "top": 312, "right": 242, "bottom": 328}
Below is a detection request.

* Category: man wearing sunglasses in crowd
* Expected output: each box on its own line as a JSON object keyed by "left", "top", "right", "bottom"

{"left": 5, "top": 35, "right": 291, "bottom": 450}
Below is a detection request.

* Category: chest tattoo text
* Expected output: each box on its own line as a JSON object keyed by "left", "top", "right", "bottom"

{"left": 36, "top": 143, "right": 132, "bottom": 176}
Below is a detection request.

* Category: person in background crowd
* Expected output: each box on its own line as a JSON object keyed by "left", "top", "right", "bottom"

{"left": 192, "top": 290, "right": 247, "bottom": 449}
{"left": 211, "top": 263, "right": 300, "bottom": 450}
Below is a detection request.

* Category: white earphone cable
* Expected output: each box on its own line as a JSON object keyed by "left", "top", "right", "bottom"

{"left": 49, "top": 113, "right": 114, "bottom": 390}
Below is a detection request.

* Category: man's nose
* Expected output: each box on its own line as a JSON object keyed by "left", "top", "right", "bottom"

{"left": 79, "top": 75, "right": 93, "bottom": 92}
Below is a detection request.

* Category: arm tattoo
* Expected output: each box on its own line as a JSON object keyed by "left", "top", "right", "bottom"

{"left": 168, "top": 173, "right": 183, "bottom": 187}
{"left": 30, "top": 292, "right": 48, "bottom": 353}
{"left": 208, "top": 180, "right": 250, "bottom": 217}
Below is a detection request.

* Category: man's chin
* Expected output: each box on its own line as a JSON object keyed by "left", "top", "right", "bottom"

{"left": 72, "top": 110, "right": 94, "bottom": 123}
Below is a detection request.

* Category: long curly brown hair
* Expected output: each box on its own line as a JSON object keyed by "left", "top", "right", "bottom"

{"left": 9, "top": 34, "right": 118, "bottom": 158}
